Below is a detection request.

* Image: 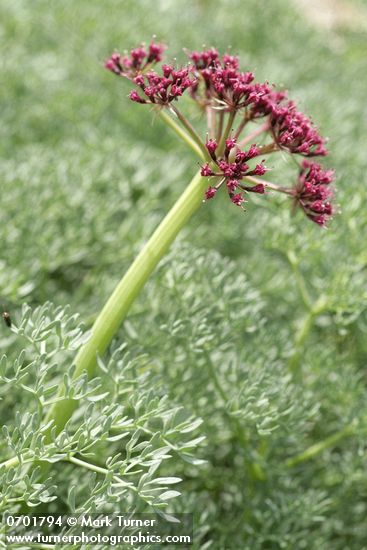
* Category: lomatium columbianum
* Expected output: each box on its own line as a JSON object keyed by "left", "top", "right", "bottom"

{"left": 105, "top": 42, "right": 335, "bottom": 226}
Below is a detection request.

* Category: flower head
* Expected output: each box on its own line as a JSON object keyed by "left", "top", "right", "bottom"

{"left": 130, "top": 67, "right": 196, "bottom": 105}
{"left": 230, "top": 193, "right": 245, "bottom": 206}
{"left": 270, "top": 102, "right": 327, "bottom": 157}
{"left": 200, "top": 144, "right": 268, "bottom": 207}
{"left": 188, "top": 48, "right": 256, "bottom": 111}
{"left": 201, "top": 163, "right": 214, "bottom": 177}
{"left": 105, "top": 40, "right": 166, "bottom": 79}
{"left": 205, "top": 186, "right": 217, "bottom": 200}
{"left": 106, "top": 41, "right": 335, "bottom": 225}
{"left": 293, "top": 161, "right": 335, "bottom": 225}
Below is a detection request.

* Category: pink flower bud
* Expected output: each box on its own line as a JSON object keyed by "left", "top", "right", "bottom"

{"left": 252, "top": 162, "right": 267, "bottom": 176}
{"left": 247, "top": 183, "right": 265, "bottom": 194}
{"left": 226, "top": 180, "right": 238, "bottom": 192}
{"left": 225, "top": 138, "right": 237, "bottom": 151}
{"left": 230, "top": 193, "right": 244, "bottom": 206}
{"left": 201, "top": 163, "right": 214, "bottom": 177}
{"left": 205, "top": 186, "right": 217, "bottom": 200}
{"left": 206, "top": 139, "right": 218, "bottom": 158}
{"left": 129, "top": 90, "right": 146, "bottom": 103}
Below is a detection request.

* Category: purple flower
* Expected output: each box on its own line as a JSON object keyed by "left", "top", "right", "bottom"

{"left": 206, "top": 138, "right": 218, "bottom": 159}
{"left": 148, "top": 42, "right": 166, "bottom": 63}
{"left": 106, "top": 41, "right": 335, "bottom": 225}
{"left": 224, "top": 137, "right": 237, "bottom": 157}
{"left": 104, "top": 40, "right": 167, "bottom": 79}
{"left": 270, "top": 102, "right": 327, "bottom": 157}
{"left": 129, "top": 90, "right": 146, "bottom": 104}
{"left": 293, "top": 161, "right": 335, "bottom": 225}
{"left": 230, "top": 193, "right": 245, "bottom": 206}
{"left": 205, "top": 186, "right": 217, "bottom": 200}
{"left": 201, "top": 163, "right": 214, "bottom": 177}
{"left": 248, "top": 161, "right": 267, "bottom": 176}
{"left": 128, "top": 67, "right": 196, "bottom": 105}
{"left": 200, "top": 143, "right": 268, "bottom": 207}
{"left": 189, "top": 48, "right": 219, "bottom": 69}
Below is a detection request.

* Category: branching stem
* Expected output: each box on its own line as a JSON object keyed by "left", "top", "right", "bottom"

{"left": 158, "top": 109, "right": 205, "bottom": 160}
{"left": 206, "top": 106, "right": 216, "bottom": 139}
{"left": 217, "top": 111, "right": 236, "bottom": 156}
{"left": 237, "top": 120, "right": 271, "bottom": 147}
{"left": 169, "top": 105, "right": 211, "bottom": 162}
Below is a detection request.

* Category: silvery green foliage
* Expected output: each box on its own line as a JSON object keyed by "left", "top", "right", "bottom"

{"left": 119, "top": 244, "right": 367, "bottom": 549}
{"left": 1, "top": 256, "right": 367, "bottom": 550}
{"left": 0, "top": 303, "right": 204, "bottom": 520}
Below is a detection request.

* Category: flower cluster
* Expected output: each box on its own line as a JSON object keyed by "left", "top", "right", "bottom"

{"left": 189, "top": 48, "right": 256, "bottom": 110}
{"left": 201, "top": 139, "right": 266, "bottom": 207}
{"left": 105, "top": 41, "right": 335, "bottom": 226}
{"left": 130, "top": 67, "right": 196, "bottom": 105}
{"left": 105, "top": 41, "right": 166, "bottom": 78}
{"left": 293, "top": 161, "right": 334, "bottom": 225}
{"left": 270, "top": 102, "right": 327, "bottom": 156}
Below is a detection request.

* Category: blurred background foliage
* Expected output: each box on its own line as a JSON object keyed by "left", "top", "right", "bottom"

{"left": 1, "top": 0, "right": 367, "bottom": 548}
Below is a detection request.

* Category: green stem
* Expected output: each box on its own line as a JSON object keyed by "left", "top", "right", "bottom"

{"left": 206, "top": 353, "right": 247, "bottom": 448}
{"left": 286, "top": 422, "right": 356, "bottom": 467}
{"left": 158, "top": 109, "right": 205, "bottom": 160}
{"left": 237, "top": 119, "right": 270, "bottom": 146}
{"left": 217, "top": 111, "right": 236, "bottom": 156}
{"left": 288, "top": 295, "right": 328, "bottom": 374}
{"left": 206, "top": 106, "right": 216, "bottom": 139}
{"left": 67, "top": 455, "right": 134, "bottom": 491}
{"left": 68, "top": 455, "right": 111, "bottom": 476}
{"left": 169, "top": 105, "right": 211, "bottom": 162}
{"left": 286, "top": 251, "right": 312, "bottom": 311}
{"left": 45, "top": 169, "right": 214, "bottom": 434}
{"left": 216, "top": 111, "right": 224, "bottom": 142}
{"left": 0, "top": 454, "right": 25, "bottom": 470}
{"left": 206, "top": 351, "right": 230, "bottom": 405}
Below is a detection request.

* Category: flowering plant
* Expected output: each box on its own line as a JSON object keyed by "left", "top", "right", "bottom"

{"left": 1, "top": 41, "right": 336, "bottom": 491}
{"left": 34, "top": 39, "right": 336, "bottom": 436}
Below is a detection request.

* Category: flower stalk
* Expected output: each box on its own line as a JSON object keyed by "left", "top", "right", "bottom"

{"left": 217, "top": 111, "right": 236, "bottom": 156}
{"left": 45, "top": 168, "right": 214, "bottom": 433}
{"left": 158, "top": 109, "right": 205, "bottom": 160}
{"left": 169, "top": 105, "right": 212, "bottom": 162}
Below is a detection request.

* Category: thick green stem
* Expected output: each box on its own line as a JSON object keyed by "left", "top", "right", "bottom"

{"left": 44, "top": 170, "right": 213, "bottom": 433}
